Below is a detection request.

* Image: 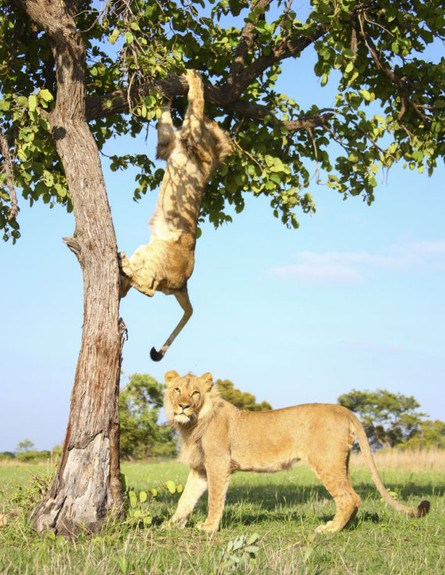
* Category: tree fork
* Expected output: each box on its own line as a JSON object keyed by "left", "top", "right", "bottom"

{"left": 14, "top": 0, "right": 125, "bottom": 534}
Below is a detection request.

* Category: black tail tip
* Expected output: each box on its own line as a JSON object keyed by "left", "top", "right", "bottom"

{"left": 150, "top": 347, "right": 164, "bottom": 362}
{"left": 417, "top": 500, "right": 430, "bottom": 517}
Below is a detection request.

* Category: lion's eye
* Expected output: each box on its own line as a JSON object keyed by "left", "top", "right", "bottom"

{"left": 192, "top": 390, "right": 200, "bottom": 397}
{"left": 174, "top": 387, "right": 181, "bottom": 394}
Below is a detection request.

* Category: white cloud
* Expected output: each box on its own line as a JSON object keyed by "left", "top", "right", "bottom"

{"left": 270, "top": 240, "right": 445, "bottom": 284}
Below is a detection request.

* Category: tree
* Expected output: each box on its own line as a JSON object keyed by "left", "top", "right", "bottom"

{"left": 15, "top": 438, "right": 36, "bottom": 453}
{"left": 120, "top": 374, "right": 177, "bottom": 459}
{"left": 217, "top": 379, "right": 272, "bottom": 411}
{"left": 403, "top": 419, "right": 445, "bottom": 450}
{"left": 1, "top": 0, "right": 443, "bottom": 534}
{"left": 338, "top": 389, "right": 427, "bottom": 449}
{"left": 2, "top": 1, "right": 125, "bottom": 535}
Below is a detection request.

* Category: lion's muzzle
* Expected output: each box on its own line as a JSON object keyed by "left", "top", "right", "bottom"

{"left": 174, "top": 401, "right": 195, "bottom": 424}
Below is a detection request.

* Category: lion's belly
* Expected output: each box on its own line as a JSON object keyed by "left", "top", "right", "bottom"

{"left": 229, "top": 437, "right": 306, "bottom": 474}
{"left": 232, "top": 455, "right": 303, "bottom": 474}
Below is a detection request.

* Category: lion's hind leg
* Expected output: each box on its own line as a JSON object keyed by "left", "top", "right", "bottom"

{"left": 309, "top": 449, "right": 361, "bottom": 534}
{"left": 150, "top": 287, "right": 193, "bottom": 361}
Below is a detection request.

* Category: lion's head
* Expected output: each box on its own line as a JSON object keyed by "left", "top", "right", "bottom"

{"left": 164, "top": 371, "right": 218, "bottom": 426}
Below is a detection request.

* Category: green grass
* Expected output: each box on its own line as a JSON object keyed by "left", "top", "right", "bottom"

{"left": 0, "top": 460, "right": 444, "bottom": 574}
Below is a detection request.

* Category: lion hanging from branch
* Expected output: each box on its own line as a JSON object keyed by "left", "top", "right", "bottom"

{"left": 119, "top": 70, "right": 233, "bottom": 361}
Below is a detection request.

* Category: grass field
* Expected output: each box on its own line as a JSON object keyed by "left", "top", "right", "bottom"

{"left": 0, "top": 452, "right": 444, "bottom": 574}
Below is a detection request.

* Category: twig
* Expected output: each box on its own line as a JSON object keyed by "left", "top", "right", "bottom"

{"left": 357, "top": 14, "right": 427, "bottom": 123}
{"left": 233, "top": 137, "right": 264, "bottom": 171}
{"left": 0, "top": 123, "right": 18, "bottom": 220}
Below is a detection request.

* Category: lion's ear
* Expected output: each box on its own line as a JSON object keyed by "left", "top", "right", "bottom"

{"left": 200, "top": 372, "right": 213, "bottom": 391}
{"left": 165, "top": 370, "right": 180, "bottom": 387}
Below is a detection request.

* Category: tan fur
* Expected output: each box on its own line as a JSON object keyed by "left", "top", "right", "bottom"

{"left": 119, "top": 70, "right": 233, "bottom": 361}
{"left": 164, "top": 371, "right": 430, "bottom": 533}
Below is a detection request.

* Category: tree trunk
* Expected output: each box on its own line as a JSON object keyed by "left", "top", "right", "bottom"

{"left": 16, "top": 0, "right": 124, "bottom": 535}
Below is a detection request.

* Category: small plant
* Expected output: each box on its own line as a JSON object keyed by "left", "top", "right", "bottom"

{"left": 122, "top": 474, "right": 183, "bottom": 526}
{"left": 298, "top": 533, "right": 322, "bottom": 575}
{"left": 215, "top": 533, "right": 260, "bottom": 573}
{"left": 8, "top": 472, "right": 52, "bottom": 514}
{"left": 380, "top": 488, "right": 399, "bottom": 503}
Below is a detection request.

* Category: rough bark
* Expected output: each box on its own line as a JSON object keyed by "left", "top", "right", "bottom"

{"left": 13, "top": 0, "right": 124, "bottom": 535}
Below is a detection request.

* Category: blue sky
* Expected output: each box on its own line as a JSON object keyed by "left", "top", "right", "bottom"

{"left": 1, "top": 34, "right": 444, "bottom": 452}
{"left": 2, "top": 147, "right": 444, "bottom": 452}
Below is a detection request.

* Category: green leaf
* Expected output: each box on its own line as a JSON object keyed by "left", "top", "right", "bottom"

{"left": 109, "top": 28, "right": 120, "bottom": 45}
{"left": 164, "top": 480, "right": 176, "bottom": 494}
{"left": 359, "top": 89, "right": 375, "bottom": 102}
{"left": 348, "top": 152, "right": 360, "bottom": 164}
{"left": 118, "top": 556, "right": 128, "bottom": 575}
{"left": 412, "top": 150, "right": 424, "bottom": 162}
{"left": 39, "top": 89, "right": 53, "bottom": 103}
{"left": 28, "top": 94, "right": 38, "bottom": 112}
{"left": 143, "top": 515, "right": 153, "bottom": 526}
{"left": 129, "top": 491, "right": 138, "bottom": 508}
{"left": 247, "top": 533, "right": 260, "bottom": 545}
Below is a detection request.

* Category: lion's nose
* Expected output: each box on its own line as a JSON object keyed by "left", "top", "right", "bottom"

{"left": 179, "top": 403, "right": 190, "bottom": 411}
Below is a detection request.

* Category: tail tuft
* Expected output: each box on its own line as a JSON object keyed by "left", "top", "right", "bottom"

{"left": 416, "top": 500, "right": 430, "bottom": 518}
{"left": 150, "top": 347, "right": 164, "bottom": 362}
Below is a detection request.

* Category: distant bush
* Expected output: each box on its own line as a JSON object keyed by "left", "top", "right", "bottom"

{"left": 16, "top": 451, "right": 51, "bottom": 463}
{"left": 0, "top": 452, "right": 15, "bottom": 462}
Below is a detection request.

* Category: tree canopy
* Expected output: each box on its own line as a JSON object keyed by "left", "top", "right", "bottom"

{"left": 338, "top": 388, "right": 428, "bottom": 449}
{"left": 119, "top": 374, "right": 177, "bottom": 459}
{"left": 406, "top": 419, "right": 445, "bottom": 450}
{"left": 217, "top": 379, "right": 272, "bottom": 411}
{"left": 1, "top": 0, "right": 444, "bottom": 242}
{"left": 15, "top": 438, "right": 36, "bottom": 453}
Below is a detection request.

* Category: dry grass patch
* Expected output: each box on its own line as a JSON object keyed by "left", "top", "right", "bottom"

{"left": 351, "top": 448, "right": 445, "bottom": 471}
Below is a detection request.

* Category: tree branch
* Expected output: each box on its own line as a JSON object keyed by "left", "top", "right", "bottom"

{"left": 0, "top": 123, "right": 18, "bottom": 220}
{"left": 86, "top": 74, "right": 188, "bottom": 121}
{"left": 228, "top": 0, "right": 273, "bottom": 86}
{"left": 356, "top": 14, "right": 428, "bottom": 123}
{"left": 221, "top": 1, "right": 374, "bottom": 103}
{"left": 86, "top": 75, "right": 333, "bottom": 135}
{"left": 222, "top": 23, "right": 328, "bottom": 104}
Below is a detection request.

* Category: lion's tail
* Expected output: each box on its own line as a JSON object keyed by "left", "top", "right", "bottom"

{"left": 350, "top": 413, "right": 430, "bottom": 519}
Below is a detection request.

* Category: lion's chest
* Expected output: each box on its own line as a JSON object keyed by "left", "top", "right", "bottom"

{"left": 179, "top": 439, "right": 205, "bottom": 469}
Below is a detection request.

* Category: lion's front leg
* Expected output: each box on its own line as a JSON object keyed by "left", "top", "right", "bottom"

{"left": 167, "top": 468, "right": 207, "bottom": 529}
{"left": 118, "top": 249, "right": 158, "bottom": 298}
{"left": 118, "top": 251, "right": 133, "bottom": 298}
{"left": 119, "top": 251, "right": 134, "bottom": 277}
{"left": 197, "top": 463, "right": 231, "bottom": 533}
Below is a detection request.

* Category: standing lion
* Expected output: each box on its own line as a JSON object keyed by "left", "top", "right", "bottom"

{"left": 164, "top": 371, "right": 430, "bottom": 533}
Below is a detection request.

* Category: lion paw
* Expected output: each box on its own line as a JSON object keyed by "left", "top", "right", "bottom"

{"left": 315, "top": 521, "right": 337, "bottom": 534}
{"left": 163, "top": 517, "right": 187, "bottom": 530}
{"left": 118, "top": 252, "right": 133, "bottom": 277}
{"left": 196, "top": 521, "right": 218, "bottom": 533}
